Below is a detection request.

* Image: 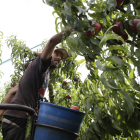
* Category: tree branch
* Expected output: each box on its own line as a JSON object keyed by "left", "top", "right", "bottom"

{"left": 48, "top": 81, "right": 54, "bottom": 104}
{"left": 116, "top": 6, "right": 127, "bottom": 13}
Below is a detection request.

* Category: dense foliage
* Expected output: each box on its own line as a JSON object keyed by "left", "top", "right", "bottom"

{"left": 42, "top": 0, "right": 140, "bottom": 139}
{"left": 1, "top": 0, "right": 140, "bottom": 139}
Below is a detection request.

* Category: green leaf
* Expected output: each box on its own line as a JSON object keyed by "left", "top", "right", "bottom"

{"left": 90, "top": 4, "right": 98, "bottom": 9}
{"left": 112, "top": 121, "right": 123, "bottom": 132}
{"left": 106, "top": 56, "right": 124, "bottom": 66}
{"left": 123, "top": 0, "right": 131, "bottom": 5}
{"left": 86, "top": 97, "right": 91, "bottom": 112}
{"left": 113, "top": 70, "right": 125, "bottom": 83}
{"left": 78, "top": 59, "right": 85, "bottom": 65}
{"left": 94, "top": 105, "right": 101, "bottom": 119}
{"left": 127, "top": 5, "right": 133, "bottom": 14}
{"left": 90, "top": 38, "right": 100, "bottom": 46}
{"left": 77, "top": 6, "right": 87, "bottom": 14}
{"left": 120, "top": 22, "right": 127, "bottom": 34}
{"left": 105, "top": 25, "right": 117, "bottom": 35}
{"left": 108, "top": 78, "right": 118, "bottom": 89}
{"left": 77, "top": 37, "right": 92, "bottom": 55}
{"left": 66, "top": 36, "right": 78, "bottom": 51}
{"left": 136, "top": 21, "right": 140, "bottom": 31}
{"left": 128, "top": 19, "right": 133, "bottom": 26}
{"left": 133, "top": 78, "right": 140, "bottom": 92}
{"left": 61, "top": 14, "right": 67, "bottom": 26}
{"left": 92, "top": 121, "right": 102, "bottom": 137}
{"left": 96, "top": 60, "right": 119, "bottom": 72}
{"left": 64, "top": 1, "right": 72, "bottom": 16}
{"left": 126, "top": 109, "right": 140, "bottom": 130}
{"left": 119, "top": 90, "right": 134, "bottom": 115}
{"left": 124, "top": 21, "right": 134, "bottom": 37}
{"left": 88, "top": 12, "right": 106, "bottom": 20}
{"left": 129, "top": 69, "right": 134, "bottom": 79}
{"left": 55, "top": 17, "right": 60, "bottom": 33}
{"left": 107, "top": 46, "right": 128, "bottom": 54}
{"left": 99, "top": 34, "right": 124, "bottom": 48}
{"left": 98, "top": 116, "right": 121, "bottom": 136}
{"left": 107, "top": 0, "right": 117, "bottom": 11}
{"left": 135, "top": 48, "right": 140, "bottom": 60}
{"left": 136, "top": 62, "right": 140, "bottom": 76}
{"left": 101, "top": 74, "right": 119, "bottom": 89}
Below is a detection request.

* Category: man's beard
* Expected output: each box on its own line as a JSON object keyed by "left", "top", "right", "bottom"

{"left": 50, "top": 59, "right": 59, "bottom": 69}
{"left": 50, "top": 64, "right": 57, "bottom": 69}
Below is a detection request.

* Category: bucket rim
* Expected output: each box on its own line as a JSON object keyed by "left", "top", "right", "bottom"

{"left": 39, "top": 101, "right": 85, "bottom": 115}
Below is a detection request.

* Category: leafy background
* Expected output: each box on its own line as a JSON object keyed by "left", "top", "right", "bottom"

{"left": 1, "top": 0, "right": 140, "bottom": 139}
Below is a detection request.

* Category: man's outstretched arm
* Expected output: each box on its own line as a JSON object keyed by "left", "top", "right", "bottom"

{"left": 41, "top": 29, "right": 72, "bottom": 61}
{"left": 0, "top": 84, "right": 18, "bottom": 119}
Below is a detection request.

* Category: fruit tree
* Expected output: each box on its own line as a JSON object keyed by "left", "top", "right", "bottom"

{"left": 42, "top": 0, "right": 140, "bottom": 139}
{"left": 1, "top": 0, "right": 140, "bottom": 140}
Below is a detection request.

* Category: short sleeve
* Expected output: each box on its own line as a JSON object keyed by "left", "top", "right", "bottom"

{"left": 41, "top": 56, "right": 52, "bottom": 73}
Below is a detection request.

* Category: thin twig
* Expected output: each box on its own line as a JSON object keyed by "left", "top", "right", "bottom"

{"left": 116, "top": 6, "right": 127, "bottom": 13}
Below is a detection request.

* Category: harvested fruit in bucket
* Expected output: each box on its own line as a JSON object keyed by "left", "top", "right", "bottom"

{"left": 70, "top": 106, "right": 80, "bottom": 111}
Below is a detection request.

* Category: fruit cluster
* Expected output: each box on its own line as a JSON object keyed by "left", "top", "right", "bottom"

{"left": 25, "top": 52, "right": 40, "bottom": 69}
{"left": 67, "top": 95, "right": 79, "bottom": 111}
{"left": 112, "top": 19, "right": 140, "bottom": 42}
{"left": 85, "top": 22, "right": 102, "bottom": 37}
{"left": 62, "top": 77, "right": 78, "bottom": 86}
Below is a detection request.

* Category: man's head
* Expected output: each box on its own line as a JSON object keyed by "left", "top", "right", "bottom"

{"left": 50, "top": 48, "right": 68, "bottom": 69}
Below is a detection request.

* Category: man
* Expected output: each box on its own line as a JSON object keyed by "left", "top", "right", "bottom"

{"left": 0, "top": 29, "right": 72, "bottom": 140}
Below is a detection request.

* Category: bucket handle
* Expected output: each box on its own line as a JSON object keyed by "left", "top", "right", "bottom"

{"left": 0, "top": 104, "right": 35, "bottom": 115}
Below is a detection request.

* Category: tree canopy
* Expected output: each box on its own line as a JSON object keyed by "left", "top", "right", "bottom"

{"left": 1, "top": 0, "right": 140, "bottom": 139}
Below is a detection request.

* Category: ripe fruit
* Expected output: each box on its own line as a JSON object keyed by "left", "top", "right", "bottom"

{"left": 130, "top": 19, "right": 140, "bottom": 32}
{"left": 102, "top": 90, "right": 106, "bottom": 93}
{"left": 85, "top": 22, "right": 102, "bottom": 37}
{"left": 13, "top": 84, "right": 17, "bottom": 87}
{"left": 119, "top": 32, "right": 128, "bottom": 41}
{"left": 93, "top": 23, "right": 102, "bottom": 34}
{"left": 63, "top": 81, "right": 68, "bottom": 85}
{"left": 85, "top": 30, "right": 94, "bottom": 37}
{"left": 25, "top": 62, "right": 30, "bottom": 68}
{"left": 112, "top": 21, "right": 123, "bottom": 34}
{"left": 24, "top": 53, "right": 27, "bottom": 57}
{"left": 70, "top": 106, "right": 79, "bottom": 111}
{"left": 74, "top": 78, "right": 78, "bottom": 82}
{"left": 35, "top": 53, "right": 40, "bottom": 57}
{"left": 118, "top": 56, "right": 123, "bottom": 59}
{"left": 116, "top": 0, "right": 123, "bottom": 6}
{"left": 67, "top": 95, "right": 71, "bottom": 99}
{"left": 88, "top": 56, "right": 95, "bottom": 62}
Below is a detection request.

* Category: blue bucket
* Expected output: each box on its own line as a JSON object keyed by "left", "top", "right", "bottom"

{"left": 34, "top": 101, "right": 85, "bottom": 140}
{"left": 34, "top": 124, "right": 79, "bottom": 140}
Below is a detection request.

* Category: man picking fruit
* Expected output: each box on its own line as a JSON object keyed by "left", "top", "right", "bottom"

{"left": 0, "top": 29, "right": 72, "bottom": 140}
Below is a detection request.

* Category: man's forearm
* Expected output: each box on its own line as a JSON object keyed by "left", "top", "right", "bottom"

{"left": 41, "top": 29, "right": 72, "bottom": 61}
{"left": 2, "top": 93, "right": 15, "bottom": 104}
{"left": 0, "top": 84, "right": 18, "bottom": 119}
{"left": 0, "top": 94, "right": 15, "bottom": 119}
{"left": 2, "top": 84, "right": 18, "bottom": 104}
{"left": 49, "top": 29, "right": 72, "bottom": 46}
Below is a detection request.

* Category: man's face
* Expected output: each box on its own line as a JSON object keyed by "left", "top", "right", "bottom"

{"left": 50, "top": 50, "right": 63, "bottom": 68}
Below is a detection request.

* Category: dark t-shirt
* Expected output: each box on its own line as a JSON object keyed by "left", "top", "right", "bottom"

{"left": 4, "top": 54, "right": 51, "bottom": 119}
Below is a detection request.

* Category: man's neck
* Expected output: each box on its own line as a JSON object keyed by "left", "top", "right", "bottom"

{"left": 48, "top": 67, "right": 55, "bottom": 73}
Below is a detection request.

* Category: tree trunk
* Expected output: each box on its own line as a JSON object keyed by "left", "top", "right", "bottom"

{"left": 48, "top": 81, "right": 54, "bottom": 103}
